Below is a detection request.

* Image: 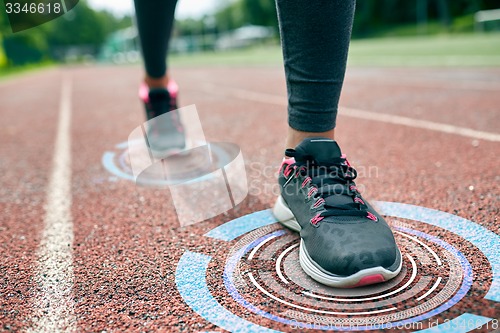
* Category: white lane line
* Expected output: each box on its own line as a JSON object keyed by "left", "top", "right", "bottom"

{"left": 27, "top": 77, "right": 75, "bottom": 333}
{"left": 395, "top": 231, "right": 442, "bottom": 266}
{"left": 303, "top": 254, "right": 417, "bottom": 302}
{"left": 203, "top": 85, "right": 500, "bottom": 142}
{"left": 248, "top": 235, "right": 277, "bottom": 261}
{"left": 276, "top": 243, "right": 299, "bottom": 284}
{"left": 248, "top": 273, "right": 397, "bottom": 315}
{"left": 342, "top": 107, "right": 500, "bottom": 142}
{"left": 417, "top": 277, "right": 442, "bottom": 301}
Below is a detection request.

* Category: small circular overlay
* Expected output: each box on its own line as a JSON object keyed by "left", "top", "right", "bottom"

{"left": 102, "top": 140, "right": 240, "bottom": 186}
{"left": 175, "top": 202, "right": 500, "bottom": 332}
{"left": 102, "top": 139, "right": 248, "bottom": 227}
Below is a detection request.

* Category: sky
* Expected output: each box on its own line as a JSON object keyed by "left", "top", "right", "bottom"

{"left": 87, "top": 0, "right": 220, "bottom": 19}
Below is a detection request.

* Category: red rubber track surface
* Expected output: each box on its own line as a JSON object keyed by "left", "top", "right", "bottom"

{"left": 0, "top": 65, "right": 499, "bottom": 332}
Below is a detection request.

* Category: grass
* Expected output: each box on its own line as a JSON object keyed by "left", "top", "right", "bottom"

{"left": 348, "top": 33, "right": 500, "bottom": 67}
{"left": 1, "top": 33, "right": 498, "bottom": 81}
{"left": 169, "top": 33, "right": 500, "bottom": 68}
{"left": 169, "top": 45, "right": 283, "bottom": 67}
{"left": 0, "top": 61, "right": 55, "bottom": 81}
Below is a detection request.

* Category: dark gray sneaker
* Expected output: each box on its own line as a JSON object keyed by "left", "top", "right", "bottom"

{"left": 139, "top": 81, "right": 186, "bottom": 157}
{"left": 272, "top": 137, "right": 402, "bottom": 288}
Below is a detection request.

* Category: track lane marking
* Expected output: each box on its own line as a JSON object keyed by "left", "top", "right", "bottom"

{"left": 201, "top": 84, "right": 500, "bottom": 142}
{"left": 341, "top": 107, "right": 500, "bottom": 142}
{"left": 27, "top": 77, "right": 75, "bottom": 333}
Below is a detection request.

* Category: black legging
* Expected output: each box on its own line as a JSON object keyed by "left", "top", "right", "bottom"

{"left": 134, "top": 0, "right": 355, "bottom": 133}
{"left": 133, "top": 0, "right": 177, "bottom": 79}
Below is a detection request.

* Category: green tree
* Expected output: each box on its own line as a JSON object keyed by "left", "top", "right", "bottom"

{"left": 214, "top": 0, "right": 247, "bottom": 32}
{"left": 241, "top": 0, "right": 277, "bottom": 28}
{"left": 2, "top": 0, "right": 133, "bottom": 66}
{"left": 44, "top": 1, "right": 109, "bottom": 49}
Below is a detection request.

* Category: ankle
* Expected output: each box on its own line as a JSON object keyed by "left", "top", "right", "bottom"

{"left": 144, "top": 74, "right": 169, "bottom": 89}
{"left": 285, "top": 127, "right": 335, "bottom": 151}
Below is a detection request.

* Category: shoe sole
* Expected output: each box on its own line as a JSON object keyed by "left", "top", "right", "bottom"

{"left": 272, "top": 196, "right": 402, "bottom": 288}
{"left": 149, "top": 138, "right": 194, "bottom": 160}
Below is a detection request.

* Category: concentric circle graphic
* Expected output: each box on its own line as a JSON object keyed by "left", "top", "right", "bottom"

{"left": 102, "top": 139, "right": 240, "bottom": 186}
{"left": 176, "top": 202, "right": 500, "bottom": 332}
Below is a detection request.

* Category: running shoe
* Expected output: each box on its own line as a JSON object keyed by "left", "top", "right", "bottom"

{"left": 272, "top": 137, "right": 402, "bottom": 287}
{"left": 139, "top": 80, "right": 185, "bottom": 157}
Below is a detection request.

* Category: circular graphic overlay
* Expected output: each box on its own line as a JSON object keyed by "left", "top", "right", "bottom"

{"left": 220, "top": 223, "right": 470, "bottom": 330}
{"left": 176, "top": 202, "right": 499, "bottom": 332}
{"left": 102, "top": 140, "right": 240, "bottom": 186}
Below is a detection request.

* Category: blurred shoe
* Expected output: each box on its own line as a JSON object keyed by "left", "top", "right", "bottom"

{"left": 139, "top": 80, "right": 185, "bottom": 157}
{"left": 273, "top": 137, "right": 402, "bottom": 288}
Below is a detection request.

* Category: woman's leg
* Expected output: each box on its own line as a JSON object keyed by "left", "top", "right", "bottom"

{"left": 275, "top": 0, "right": 356, "bottom": 148}
{"left": 134, "top": 0, "right": 184, "bottom": 153}
{"left": 133, "top": 0, "right": 178, "bottom": 88}
{"left": 273, "top": 1, "right": 402, "bottom": 288}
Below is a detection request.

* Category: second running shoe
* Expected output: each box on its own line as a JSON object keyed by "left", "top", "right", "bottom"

{"left": 139, "top": 80, "right": 185, "bottom": 157}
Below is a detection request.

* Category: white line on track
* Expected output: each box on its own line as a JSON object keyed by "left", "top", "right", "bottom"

{"left": 27, "top": 77, "right": 75, "bottom": 333}
{"left": 203, "top": 85, "right": 500, "bottom": 142}
{"left": 342, "top": 107, "right": 500, "bottom": 142}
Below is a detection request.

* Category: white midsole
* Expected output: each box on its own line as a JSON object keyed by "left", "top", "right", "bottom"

{"left": 272, "top": 195, "right": 402, "bottom": 288}
{"left": 272, "top": 195, "right": 301, "bottom": 232}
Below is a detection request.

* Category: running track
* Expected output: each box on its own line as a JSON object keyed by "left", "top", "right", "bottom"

{"left": 1, "top": 65, "right": 499, "bottom": 332}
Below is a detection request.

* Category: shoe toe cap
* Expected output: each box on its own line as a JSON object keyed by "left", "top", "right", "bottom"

{"left": 304, "top": 222, "right": 400, "bottom": 277}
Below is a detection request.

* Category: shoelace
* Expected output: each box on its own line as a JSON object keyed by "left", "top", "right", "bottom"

{"left": 284, "top": 149, "right": 377, "bottom": 224}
